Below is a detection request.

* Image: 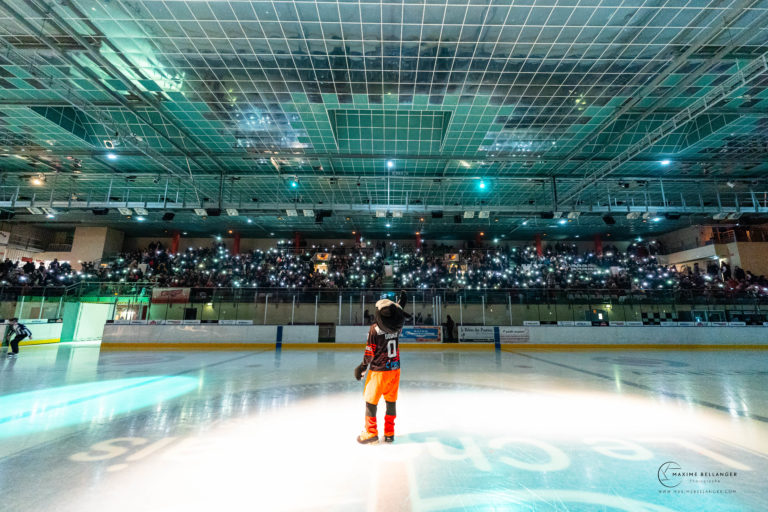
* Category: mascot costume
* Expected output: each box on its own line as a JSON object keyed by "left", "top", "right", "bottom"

{"left": 354, "top": 290, "right": 410, "bottom": 444}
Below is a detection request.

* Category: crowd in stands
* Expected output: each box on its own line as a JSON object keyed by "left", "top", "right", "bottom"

{"left": 2, "top": 239, "right": 767, "bottom": 297}
{"left": 391, "top": 242, "right": 768, "bottom": 297}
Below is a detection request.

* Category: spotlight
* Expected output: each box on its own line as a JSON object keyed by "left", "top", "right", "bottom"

{"left": 726, "top": 181, "right": 735, "bottom": 188}
{"left": 660, "top": 159, "right": 670, "bottom": 165}
{"left": 136, "top": 216, "right": 146, "bottom": 221}
{"left": 387, "top": 160, "right": 394, "bottom": 169}
{"left": 651, "top": 216, "right": 663, "bottom": 222}
{"left": 289, "top": 177, "right": 299, "bottom": 188}
{"left": 558, "top": 218, "right": 567, "bottom": 225}
{"left": 478, "top": 180, "right": 486, "bottom": 190}
{"left": 30, "top": 174, "right": 45, "bottom": 186}
{"left": 106, "top": 153, "right": 118, "bottom": 160}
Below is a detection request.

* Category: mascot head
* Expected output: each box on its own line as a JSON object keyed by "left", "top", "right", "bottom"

{"left": 374, "top": 298, "right": 405, "bottom": 334}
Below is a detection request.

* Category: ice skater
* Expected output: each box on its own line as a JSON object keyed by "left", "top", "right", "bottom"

{"left": 354, "top": 291, "right": 410, "bottom": 444}
{"left": 5, "top": 318, "right": 32, "bottom": 358}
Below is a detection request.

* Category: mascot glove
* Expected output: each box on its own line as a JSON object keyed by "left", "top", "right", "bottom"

{"left": 354, "top": 363, "right": 367, "bottom": 381}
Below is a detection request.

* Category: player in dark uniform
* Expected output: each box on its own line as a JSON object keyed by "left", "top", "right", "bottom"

{"left": 5, "top": 318, "right": 32, "bottom": 358}
{"left": 354, "top": 291, "right": 409, "bottom": 444}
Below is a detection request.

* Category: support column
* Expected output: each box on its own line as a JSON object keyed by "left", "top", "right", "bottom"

{"left": 535, "top": 234, "right": 543, "bottom": 257}
{"left": 354, "top": 231, "right": 362, "bottom": 246}
{"left": 594, "top": 234, "right": 603, "bottom": 257}
{"left": 415, "top": 232, "right": 422, "bottom": 250}
{"left": 294, "top": 231, "right": 302, "bottom": 253}
{"left": 475, "top": 231, "right": 483, "bottom": 247}
{"left": 171, "top": 232, "right": 180, "bottom": 254}
{"left": 233, "top": 232, "right": 241, "bottom": 255}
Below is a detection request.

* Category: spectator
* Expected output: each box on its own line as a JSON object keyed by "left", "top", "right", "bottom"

{"left": 445, "top": 314, "right": 455, "bottom": 343}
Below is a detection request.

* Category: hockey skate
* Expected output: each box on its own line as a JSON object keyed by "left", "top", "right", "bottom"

{"left": 356, "top": 430, "right": 379, "bottom": 444}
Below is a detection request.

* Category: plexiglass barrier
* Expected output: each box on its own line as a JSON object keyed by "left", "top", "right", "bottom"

{"left": 1, "top": 284, "right": 766, "bottom": 328}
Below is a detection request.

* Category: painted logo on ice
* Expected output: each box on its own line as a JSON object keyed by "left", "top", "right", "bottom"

{"left": 658, "top": 461, "right": 682, "bottom": 487}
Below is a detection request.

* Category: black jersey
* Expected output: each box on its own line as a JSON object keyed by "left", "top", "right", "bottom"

{"left": 362, "top": 324, "right": 400, "bottom": 371}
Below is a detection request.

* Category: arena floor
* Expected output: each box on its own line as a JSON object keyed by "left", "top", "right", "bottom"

{"left": 1, "top": 343, "right": 766, "bottom": 512}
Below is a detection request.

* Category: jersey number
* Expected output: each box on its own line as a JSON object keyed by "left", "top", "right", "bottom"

{"left": 386, "top": 339, "right": 397, "bottom": 358}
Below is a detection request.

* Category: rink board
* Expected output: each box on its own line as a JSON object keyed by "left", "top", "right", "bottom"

{"left": 102, "top": 323, "right": 768, "bottom": 349}
{"left": 102, "top": 324, "right": 318, "bottom": 347}
{"left": 335, "top": 325, "right": 443, "bottom": 343}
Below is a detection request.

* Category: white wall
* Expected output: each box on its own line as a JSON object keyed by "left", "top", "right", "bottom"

{"left": 514, "top": 326, "right": 768, "bottom": 345}
{"left": 102, "top": 324, "right": 319, "bottom": 345}
{"left": 730, "top": 242, "right": 768, "bottom": 276}
{"left": 103, "top": 323, "right": 768, "bottom": 347}
{"left": 335, "top": 326, "right": 369, "bottom": 343}
{"left": 8, "top": 320, "right": 63, "bottom": 346}
{"left": 73, "top": 303, "right": 113, "bottom": 342}
{"left": 35, "top": 226, "right": 124, "bottom": 267}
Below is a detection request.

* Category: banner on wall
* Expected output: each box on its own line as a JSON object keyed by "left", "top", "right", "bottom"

{"left": 459, "top": 326, "right": 495, "bottom": 342}
{"left": 459, "top": 326, "right": 530, "bottom": 343}
{"left": 400, "top": 326, "right": 442, "bottom": 342}
{"left": 0, "top": 231, "right": 9, "bottom": 245}
{"left": 151, "top": 287, "right": 191, "bottom": 303}
{"left": 498, "top": 326, "right": 529, "bottom": 343}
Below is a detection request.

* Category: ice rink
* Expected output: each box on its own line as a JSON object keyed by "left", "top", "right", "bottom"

{"left": 1, "top": 343, "right": 766, "bottom": 512}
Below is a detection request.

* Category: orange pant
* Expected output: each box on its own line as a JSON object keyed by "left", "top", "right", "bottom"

{"left": 363, "top": 369, "right": 400, "bottom": 404}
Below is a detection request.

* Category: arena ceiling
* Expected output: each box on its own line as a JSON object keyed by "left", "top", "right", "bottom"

{"left": 0, "top": 0, "right": 768, "bottom": 239}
